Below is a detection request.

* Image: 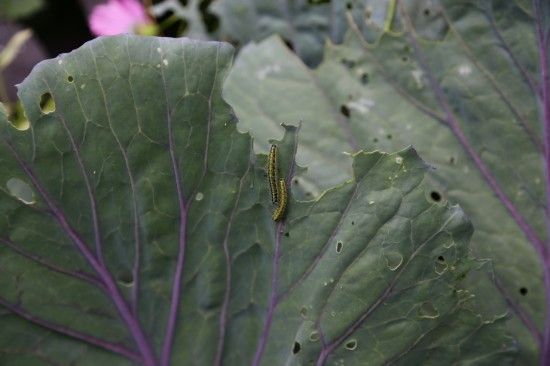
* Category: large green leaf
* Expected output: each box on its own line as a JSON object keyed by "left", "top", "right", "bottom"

{"left": 0, "top": 35, "right": 515, "bottom": 364}
{"left": 223, "top": 0, "right": 548, "bottom": 364}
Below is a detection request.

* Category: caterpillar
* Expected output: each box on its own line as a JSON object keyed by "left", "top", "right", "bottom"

{"left": 268, "top": 144, "right": 279, "bottom": 204}
{"left": 272, "top": 178, "right": 288, "bottom": 222}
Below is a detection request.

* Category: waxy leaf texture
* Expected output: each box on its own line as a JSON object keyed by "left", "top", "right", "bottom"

{"left": 224, "top": 1, "right": 550, "bottom": 363}
{"left": 0, "top": 35, "right": 514, "bottom": 365}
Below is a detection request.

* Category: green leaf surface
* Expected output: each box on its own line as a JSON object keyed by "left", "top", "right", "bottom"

{"left": 0, "top": 35, "right": 515, "bottom": 365}
{"left": 223, "top": 1, "right": 548, "bottom": 364}
{"left": 0, "top": 0, "right": 44, "bottom": 20}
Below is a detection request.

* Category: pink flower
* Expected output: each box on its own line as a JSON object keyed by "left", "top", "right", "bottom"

{"left": 88, "top": 0, "right": 156, "bottom": 36}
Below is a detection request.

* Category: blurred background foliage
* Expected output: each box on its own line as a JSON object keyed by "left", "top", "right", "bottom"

{"left": 1, "top": 0, "right": 349, "bottom": 102}
{"left": 0, "top": 0, "right": 467, "bottom": 102}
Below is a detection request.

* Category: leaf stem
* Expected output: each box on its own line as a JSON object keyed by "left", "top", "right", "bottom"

{"left": 251, "top": 221, "right": 284, "bottom": 366}
{"left": 251, "top": 124, "right": 301, "bottom": 366}
{"left": 214, "top": 148, "right": 253, "bottom": 366}
{"left": 485, "top": 5, "right": 539, "bottom": 97}
{"left": 0, "top": 139, "right": 158, "bottom": 366}
{"left": 0, "top": 298, "right": 142, "bottom": 362}
{"left": 159, "top": 39, "right": 190, "bottom": 366}
{"left": 48, "top": 92, "right": 105, "bottom": 264}
{"left": 89, "top": 46, "right": 143, "bottom": 316}
{"left": 0, "top": 237, "right": 103, "bottom": 288}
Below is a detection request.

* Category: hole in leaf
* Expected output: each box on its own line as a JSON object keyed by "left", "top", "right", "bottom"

{"left": 336, "top": 241, "right": 343, "bottom": 253}
{"left": 434, "top": 260, "right": 447, "bottom": 275}
{"left": 6, "top": 178, "right": 35, "bottom": 204}
{"left": 418, "top": 301, "right": 439, "bottom": 318}
{"left": 384, "top": 251, "right": 403, "bottom": 271}
{"left": 520, "top": 287, "right": 528, "bottom": 296}
{"left": 424, "top": 8, "right": 431, "bottom": 16}
{"left": 340, "top": 105, "right": 350, "bottom": 117}
{"left": 360, "top": 73, "right": 369, "bottom": 85}
{"left": 430, "top": 191, "right": 442, "bottom": 202}
{"left": 292, "top": 341, "right": 301, "bottom": 354}
{"left": 5, "top": 101, "right": 30, "bottom": 131}
{"left": 67, "top": 75, "right": 74, "bottom": 82}
{"left": 351, "top": 221, "right": 355, "bottom": 225}
{"left": 284, "top": 232, "right": 290, "bottom": 237}
{"left": 117, "top": 271, "right": 134, "bottom": 287}
{"left": 449, "top": 156, "right": 455, "bottom": 164}
{"left": 309, "top": 330, "right": 320, "bottom": 342}
{"left": 402, "top": 56, "right": 408, "bottom": 62}
{"left": 386, "top": 134, "right": 392, "bottom": 140}
{"left": 341, "top": 58, "right": 355, "bottom": 68}
{"left": 346, "top": 2, "right": 352, "bottom": 10}
{"left": 39, "top": 92, "right": 55, "bottom": 114}
{"left": 373, "top": 137, "right": 378, "bottom": 143}
{"left": 437, "top": 255, "right": 445, "bottom": 262}
{"left": 345, "top": 339, "right": 357, "bottom": 350}
{"left": 282, "top": 38, "right": 295, "bottom": 51}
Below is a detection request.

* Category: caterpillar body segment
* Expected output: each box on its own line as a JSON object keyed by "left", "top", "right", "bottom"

{"left": 272, "top": 178, "right": 288, "bottom": 222}
{"left": 268, "top": 144, "right": 279, "bottom": 204}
